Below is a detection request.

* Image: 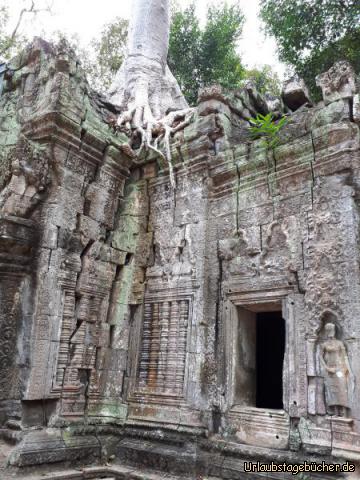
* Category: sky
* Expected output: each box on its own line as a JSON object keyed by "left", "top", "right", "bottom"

{"left": 5, "top": 0, "right": 287, "bottom": 77}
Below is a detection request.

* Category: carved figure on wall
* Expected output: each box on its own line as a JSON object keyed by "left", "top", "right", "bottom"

{"left": 219, "top": 230, "right": 260, "bottom": 279}
{"left": 260, "top": 222, "right": 294, "bottom": 277}
{"left": 319, "top": 323, "right": 352, "bottom": 417}
{"left": 0, "top": 137, "right": 50, "bottom": 217}
{"left": 149, "top": 227, "right": 195, "bottom": 280}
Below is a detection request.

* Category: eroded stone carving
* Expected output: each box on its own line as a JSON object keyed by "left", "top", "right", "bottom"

{"left": 318, "top": 322, "right": 353, "bottom": 418}
{"left": 316, "top": 60, "right": 357, "bottom": 105}
{"left": 260, "top": 222, "right": 293, "bottom": 276}
{"left": 149, "top": 226, "right": 195, "bottom": 280}
{"left": 0, "top": 137, "right": 50, "bottom": 217}
{"left": 0, "top": 290, "right": 22, "bottom": 400}
{"left": 219, "top": 230, "right": 260, "bottom": 279}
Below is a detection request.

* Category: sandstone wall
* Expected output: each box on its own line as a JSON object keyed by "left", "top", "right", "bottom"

{"left": 0, "top": 40, "right": 360, "bottom": 478}
{"left": 0, "top": 38, "right": 135, "bottom": 435}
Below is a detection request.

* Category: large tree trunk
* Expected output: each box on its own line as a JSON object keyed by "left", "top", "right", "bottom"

{"left": 108, "top": 0, "right": 188, "bottom": 123}
{"left": 108, "top": 0, "right": 193, "bottom": 187}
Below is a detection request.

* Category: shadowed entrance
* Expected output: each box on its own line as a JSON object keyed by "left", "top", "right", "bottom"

{"left": 256, "top": 311, "right": 285, "bottom": 409}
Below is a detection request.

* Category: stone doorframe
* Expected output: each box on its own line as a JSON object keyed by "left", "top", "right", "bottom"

{"left": 221, "top": 282, "right": 307, "bottom": 449}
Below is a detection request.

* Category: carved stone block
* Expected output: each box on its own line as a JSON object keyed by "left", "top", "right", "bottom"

{"left": 282, "top": 76, "right": 311, "bottom": 111}
{"left": 316, "top": 61, "right": 357, "bottom": 105}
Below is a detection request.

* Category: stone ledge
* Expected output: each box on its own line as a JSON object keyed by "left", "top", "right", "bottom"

{"left": 8, "top": 431, "right": 102, "bottom": 468}
{"left": 3, "top": 464, "right": 201, "bottom": 480}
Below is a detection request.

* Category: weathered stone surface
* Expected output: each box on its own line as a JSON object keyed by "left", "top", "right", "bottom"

{"left": 1, "top": 41, "right": 360, "bottom": 480}
{"left": 354, "top": 93, "right": 360, "bottom": 124}
{"left": 316, "top": 60, "right": 357, "bottom": 105}
{"left": 282, "top": 76, "right": 311, "bottom": 111}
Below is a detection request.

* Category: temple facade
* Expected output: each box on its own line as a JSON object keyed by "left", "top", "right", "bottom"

{"left": 0, "top": 39, "right": 360, "bottom": 479}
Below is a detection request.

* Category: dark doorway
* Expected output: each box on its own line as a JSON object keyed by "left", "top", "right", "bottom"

{"left": 256, "top": 311, "right": 285, "bottom": 409}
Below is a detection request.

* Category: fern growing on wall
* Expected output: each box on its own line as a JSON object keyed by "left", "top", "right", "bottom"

{"left": 249, "top": 113, "right": 287, "bottom": 150}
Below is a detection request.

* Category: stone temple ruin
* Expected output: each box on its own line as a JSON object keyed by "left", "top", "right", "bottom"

{"left": 0, "top": 38, "right": 360, "bottom": 479}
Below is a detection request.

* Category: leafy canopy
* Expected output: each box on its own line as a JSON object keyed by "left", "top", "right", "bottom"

{"left": 243, "top": 65, "right": 281, "bottom": 97}
{"left": 0, "top": 0, "right": 52, "bottom": 62}
{"left": 168, "top": 3, "right": 201, "bottom": 105}
{"left": 168, "top": 1, "right": 246, "bottom": 104}
{"left": 86, "top": 17, "right": 128, "bottom": 92}
{"left": 259, "top": 0, "right": 360, "bottom": 97}
{"left": 1, "top": 0, "right": 281, "bottom": 105}
{"left": 0, "top": 3, "right": 24, "bottom": 61}
{"left": 80, "top": 1, "right": 247, "bottom": 102}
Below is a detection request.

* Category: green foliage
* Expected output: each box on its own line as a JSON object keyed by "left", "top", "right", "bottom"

{"left": 0, "top": 5, "right": 9, "bottom": 52}
{"left": 259, "top": 0, "right": 360, "bottom": 99}
{"left": 0, "top": 3, "right": 25, "bottom": 61}
{"left": 50, "top": 18, "right": 128, "bottom": 94}
{"left": 249, "top": 113, "right": 287, "bottom": 149}
{"left": 168, "top": 3, "right": 201, "bottom": 105}
{"left": 88, "top": 17, "right": 128, "bottom": 91}
{"left": 200, "top": 3, "right": 246, "bottom": 88}
{"left": 243, "top": 65, "right": 281, "bottom": 97}
{"left": 67, "top": 1, "right": 248, "bottom": 102}
{"left": 0, "top": 0, "right": 53, "bottom": 62}
{"left": 168, "top": 1, "right": 246, "bottom": 105}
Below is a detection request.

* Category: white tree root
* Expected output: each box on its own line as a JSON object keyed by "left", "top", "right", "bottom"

{"left": 117, "top": 103, "right": 194, "bottom": 189}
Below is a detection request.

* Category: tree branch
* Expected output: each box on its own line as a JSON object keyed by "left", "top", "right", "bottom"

{"left": 0, "top": 0, "right": 53, "bottom": 58}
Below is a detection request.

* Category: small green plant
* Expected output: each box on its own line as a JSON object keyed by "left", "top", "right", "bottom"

{"left": 249, "top": 113, "right": 287, "bottom": 149}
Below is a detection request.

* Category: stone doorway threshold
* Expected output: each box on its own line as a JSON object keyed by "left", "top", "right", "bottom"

{"left": 1, "top": 465, "right": 216, "bottom": 480}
